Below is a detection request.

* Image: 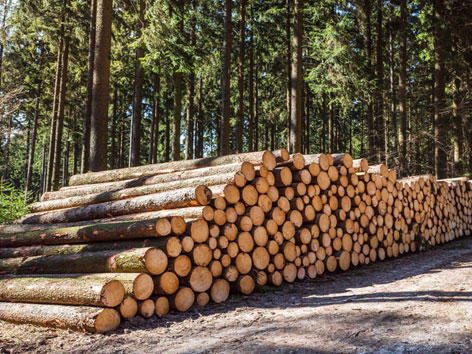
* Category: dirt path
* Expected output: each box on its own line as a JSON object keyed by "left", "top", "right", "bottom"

{"left": 1, "top": 238, "right": 471, "bottom": 354}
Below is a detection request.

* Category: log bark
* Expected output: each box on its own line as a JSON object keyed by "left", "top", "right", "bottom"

{"left": 19, "top": 186, "right": 211, "bottom": 224}
{"left": 0, "top": 276, "right": 124, "bottom": 307}
{"left": 43, "top": 162, "right": 252, "bottom": 201}
{"left": 0, "top": 247, "right": 168, "bottom": 275}
{"left": 32, "top": 173, "right": 236, "bottom": 212}
{"left": 0, "top": 302, "right": 120, "bottom": 333}
{"left": 0, "top": 237, "right": 183, "bottom": 259}
{"left": 69, "top": 151, "right": 277, "bottom": 186}
{"left": 0, "top": 219, "right": 166, "bottom": 248}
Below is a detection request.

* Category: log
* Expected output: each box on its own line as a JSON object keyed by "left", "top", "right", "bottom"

{"left": 23, "top": 273, "right": 154, "bottom": 300}
{"left": 18, "top": 186, "right": 212, "bottom": 224}
{"left": 184, "top": 266, "right": 213, "bottom": 292}
{"left": 69, "top": 151, "right": 277, "bottom": 186}
{"left": 210, "top": 278, "right": 230, "bottom": 303}
{"left": 119, "top": 296, "right": 138, "bottom": 318}
{"left": 155, "top": 296, "right": 170, "bottom": 316}
{"left": 153, "top": 271, "right": 179, "bottom": 295}
{"left": 32, "top": 173, "right": 237, "bottom": 212}
{"left": 0, "top": 219, "right": 169, "bottom": 248}
{"left": 235, "top": 275, "right": 255, "bottom": 295}
{"left": 196, "top": 292, "right": 210, "bottom": 307}
{"left": 170, "top": 287, "right": 195, "bottom": 312}
{"left": 352, "top": 158, "right": 369, "bottom": 172}
{"left": 138, "top": 299, "right": 155, "bottom": 318}
{"left": 303, "top": 154, "right": 331, "bottom": 171}
{"left": 0, "top": 237, "right": 183, "bottom": 259}
{"left": 332, "top": 153, "right": 353, "bottom": 169}
{"left": 0, "top": 276, "right": 125, "bottom": 307}
{"left": 0, "top": 247, "right": 168, "bottom": 275}
{"left": 43, "top": 162, "right": 254, "bottom": 201}
{"left": 0, "top": 302, "right": 120, "bottom": 333}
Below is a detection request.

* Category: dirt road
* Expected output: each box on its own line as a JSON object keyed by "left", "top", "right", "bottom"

{"left": 1, "top": 238, "right": 471, "bottom": 353}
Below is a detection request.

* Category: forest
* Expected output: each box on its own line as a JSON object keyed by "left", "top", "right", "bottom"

{"left": 0, "top": 0, "right": 471, "bottom": 204}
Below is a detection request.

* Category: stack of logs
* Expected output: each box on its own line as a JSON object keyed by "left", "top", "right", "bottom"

{"left": 0, "top": 150, "right": 470, "bottom": 333}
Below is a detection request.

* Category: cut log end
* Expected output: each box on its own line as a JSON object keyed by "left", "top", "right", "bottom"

{"left": 195, "top": 185, "right": 213, "bottom": 206}
{"left": 210, "top": 279, "right": 230, "bottom": 303}
{"left": 171, "top": 287, "right": 195, "bottom": 312}
{"left": 101, "top": 280, "right": 125, "bottom": 307}
{"left": 155, "top": 296, "right": 170, "bottom": 317}
{"left": 131, "top": 273, "right": 154, "bottom": 300}
{"left": 94, "top": 308, "right": 121, "bottom": 333}
{"left": 120, "top": 296, "right": 138, "bottom": 318}
{"left": 145, "top": 248, "right": 169, "bottom": 275}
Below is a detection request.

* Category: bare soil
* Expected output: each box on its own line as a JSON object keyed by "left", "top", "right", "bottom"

{"left": 1, "top": 238, "right": 471, "bottom": 354}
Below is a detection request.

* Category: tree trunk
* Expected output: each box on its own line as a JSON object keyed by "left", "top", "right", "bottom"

{"left": 286, "top": 0, "right": 291, "bottom": 150}
{"left": 365, "top": 0, "right": 375, "bottom": 161}
{"left": 81, "top": 0, "right": 97, "bottom": 174}
{"left": 375, "top": 0, "right": 384, "bottom": 163}
{"left": 185, "top": 68, "right": 195, "bottom": 160}
{"left": 25, "top": 50, "right": 44, "bottom": 194}
{"left": 110, "top": 90, "right": 118, "bottom": 169}
{"left": 452, "top": 78, "right": 463, "bottom": 174}
{"left": 248, "top": 7, "right": 255, "bottom": 152}
{"left": 388, "top": 15, "right": 398, "bottom": 165}
{"left": 289, "top": 0, "right": 303, "bottom": 153}
{"left": 46, "top": 29, "right": 65, "bottom": 191}
{"left": 150, "top": 72, "right": 160, "bottom": 164}
{"left": 329, "top": 101, "right": 334, "bottom": 152}
{"left": 62, "top": 132, "right": 70, "bottom": 187}
{"left": 52, "top": 37, "right": 70, "bottom": 190}
{"left": 254, "top": 58, "right": 259, "bottom": 151}
{"left": 89, "top": 0, "right": 112, "bottom": 172}
{"left": 236, "top": 0, "right": 246, "bottom": 153}
{"left": 72, "top": 111, "right": 79, "bottom": 175}
{"left": 3, "top": 115, "right": 12, "bottom": 179}
{"left": 305, "top": 82, "right": 310, "bottom": 153}
{"left": 118, "top": 116, "right": 125, "bottom": 168}
{"left": 129, "top": 0, "right": 146, "bottom": 167}
{"left": 39, "top": 144, "right": 47, "bottom": 197}
{"left": 173, "top": 70, "right": 183, "bottom": 161}
{"left": 165, "top": 97, "right": 171, "bottom": 162}
{"left": 0, "top": 302, "right": 120, "bottom": 333}
{"left": 220, "top": 0, "right": 232, "bottom": 156}
{"left": 321, "top": 93, "right": 326, "bottom": 153}
{"left": 433, "top": 0, "right": 448, "bottom": 179}
{"left": 195, "top": 77, "right": 204, "bottom": 158}
{"left": 398, "top": 0, "right": 408, "bottom": 176}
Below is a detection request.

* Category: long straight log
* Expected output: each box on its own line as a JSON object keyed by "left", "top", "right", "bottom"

{"left": 43, "top": 162, "right": 255, "bottom": 201}
{"left": 2, "top": 207, "right": 204, "bottom": 233}
{"left": 0, "top": 276, "right": 125, "bottom": 307}
{"left": 0, "top": 302, "right": 120, "bottom": 333}
{"left": 0, "top": 237, "right": 183, "bottom": 259}
{"left": 1, "top": 273, "right": 154, "bottom": 300}
{"left": 18, "top": 186, "right": 212, "bottom": 224}
{"left": 33, "top": 172, "right": 237, "bottom": 212}
{"left": 0, "top": 219, "right": 164, "bottom": 248}
{"left": 0, "top": 247, "right": 168, "bottom": 275}
{"left": 69, "top": 151, "right": 277, "bottom": 186}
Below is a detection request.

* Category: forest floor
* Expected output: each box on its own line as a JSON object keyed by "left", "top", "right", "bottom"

{"left": 0, "top": 237, "right": 471, "bottom": 354}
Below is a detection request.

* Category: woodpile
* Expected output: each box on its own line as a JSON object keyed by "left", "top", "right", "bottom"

{"left": 0, "top": 150, "right": 471, "bottom": 333}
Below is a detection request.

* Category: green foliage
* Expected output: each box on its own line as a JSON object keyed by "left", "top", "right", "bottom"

{"left": 0, "top": 179, "right": 31, "bottom": 223}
